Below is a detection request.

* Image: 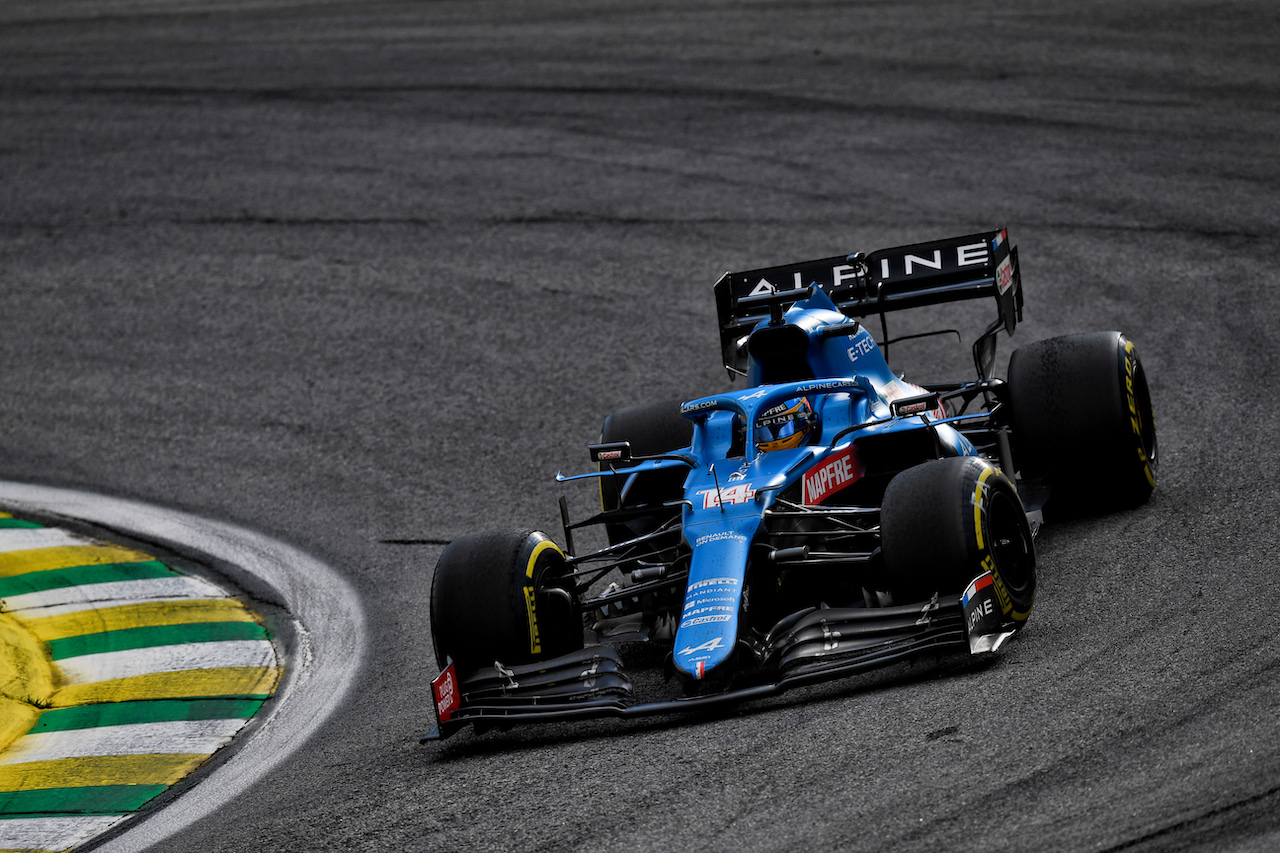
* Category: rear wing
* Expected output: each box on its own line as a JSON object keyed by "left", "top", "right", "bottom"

{"left": 713, "top": 228, "right": 1023, "bottom": 379}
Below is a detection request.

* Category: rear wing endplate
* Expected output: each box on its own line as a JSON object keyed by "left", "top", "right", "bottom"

{"left": 713, "top": 229, "right": 1023, "bottom": 378}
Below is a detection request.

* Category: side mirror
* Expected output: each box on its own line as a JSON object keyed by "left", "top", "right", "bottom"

{"left": 588, "top": 441, "right": 632, "bottom": 464}
{"left": 890, "top": 392, "right": 944, "bottom": 419}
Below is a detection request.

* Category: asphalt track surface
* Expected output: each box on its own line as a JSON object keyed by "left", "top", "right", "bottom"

{"left": 1, "top": 1, "right": 1278, "bottom": 851}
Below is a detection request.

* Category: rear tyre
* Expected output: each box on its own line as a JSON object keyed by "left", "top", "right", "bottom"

{"left": 880, "top": 457, "right": 1036, "bottom": 624}
{"left": 1008, "top": 331, "right": 1157, "bottom": 513}
{"left": 430, "top": 529, "right": 582, "bottom": 674}
{"left": 598, "top": 400, "right": 694, "bottom": 545}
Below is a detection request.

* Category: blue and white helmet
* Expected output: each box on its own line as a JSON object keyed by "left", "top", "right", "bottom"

{"left": 756, "top": 397, "right": 814, "bottom": 452}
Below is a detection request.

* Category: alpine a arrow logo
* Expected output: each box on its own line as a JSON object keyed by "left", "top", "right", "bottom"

{"left": 679, "top": 636, "right": 725, "bottom": 657}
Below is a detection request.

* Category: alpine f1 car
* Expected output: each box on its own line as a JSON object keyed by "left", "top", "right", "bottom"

{"left": 424, "top": 228, "right": 1158, "bottom": 740}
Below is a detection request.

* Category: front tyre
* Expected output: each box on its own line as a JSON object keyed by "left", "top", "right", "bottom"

{"left": 880, "top": 457, "right": 1036, "bottom": 625}
{"left": 430, "top": 529, "right": 582, "bottom": 675}
{"left": 598, "top": 400, "right": 694, "bottom": 545}
{"left": 1008, "top": 331, "right": 1157, "bottom": 513}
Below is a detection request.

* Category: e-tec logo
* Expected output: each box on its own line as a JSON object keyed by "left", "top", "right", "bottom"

{"left": 802, "top": 446, "right": 864, "bottom": 505}
{"left": 697, "top": 483, "right": 756, "bottom": 509}
{"left": 847, "top": 337, "right": 875, "bottom": 361}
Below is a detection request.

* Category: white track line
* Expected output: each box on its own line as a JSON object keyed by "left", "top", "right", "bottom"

{"left": 55, "top": 640, "right": 277, "bottom": 684}
{"left": 0, "top": 719, "right": 248, "bottom": 764}
{"left": 0, "top": 526, "right": 93, "bottom": 552}
{"left": 0, "top": 481, "right": 366, "bottom": 853}
{"left": 0, "top": 816, "right": 128, "bottom": 849}
{"left": 3, "top": 576, "right": 227, "bottom": 614}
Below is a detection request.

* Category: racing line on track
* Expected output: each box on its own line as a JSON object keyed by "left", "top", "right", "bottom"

{"left": 0, "top": 483, "right": 365, "bottom": 853}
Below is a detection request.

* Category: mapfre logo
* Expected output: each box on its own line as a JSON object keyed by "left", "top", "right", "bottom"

{"left": 802, "top": 446, "right": 864, "bottom": 505}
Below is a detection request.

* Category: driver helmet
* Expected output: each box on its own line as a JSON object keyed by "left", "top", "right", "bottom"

{"left": 756, "top": 397, "right": 815, "bottom": 452}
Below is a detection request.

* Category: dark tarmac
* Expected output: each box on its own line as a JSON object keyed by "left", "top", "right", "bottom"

{"left": 2, "top": 2, "right": 1279, "bottom": 850}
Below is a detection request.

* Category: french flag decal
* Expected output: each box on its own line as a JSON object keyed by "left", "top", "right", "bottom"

{"left": 962, "top": 572, "right": 994, "bottom": 608}
{"left": 992, "top": 229, "right": 1007, "bottom": 251}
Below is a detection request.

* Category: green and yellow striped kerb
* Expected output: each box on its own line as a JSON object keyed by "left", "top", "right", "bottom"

{"left": 0, "top": 512, "right": 281, "bottom": 852}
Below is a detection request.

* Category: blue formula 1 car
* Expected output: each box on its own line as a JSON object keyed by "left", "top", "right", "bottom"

{"left": 424, "top": 228, "right": 1158, "bottom": 740}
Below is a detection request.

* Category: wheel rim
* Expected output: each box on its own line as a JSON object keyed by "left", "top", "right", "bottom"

{"left": 987, "top": 488, "right": 1034, "bottom": 596}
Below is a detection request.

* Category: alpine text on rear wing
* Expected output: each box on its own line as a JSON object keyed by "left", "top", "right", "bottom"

{"left": 714, "top": 228, "right": 1022, "bottom": 379}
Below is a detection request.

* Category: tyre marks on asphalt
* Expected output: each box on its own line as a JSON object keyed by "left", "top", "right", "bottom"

{"left": 0, "top": 512, "right": 280, "bottom": 852}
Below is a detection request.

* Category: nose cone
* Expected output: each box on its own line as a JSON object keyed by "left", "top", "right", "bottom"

{"left": 672, "top": 516, "right": 757, "bottom": 681}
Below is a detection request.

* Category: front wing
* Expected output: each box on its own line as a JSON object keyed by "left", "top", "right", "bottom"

{"left": 423, "top": 570, "right": 1016, "bottom": 741}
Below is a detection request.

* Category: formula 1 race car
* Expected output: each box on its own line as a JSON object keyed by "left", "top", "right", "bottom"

{"left": 424, "top": 228, "right": 1157, "bottom": 740}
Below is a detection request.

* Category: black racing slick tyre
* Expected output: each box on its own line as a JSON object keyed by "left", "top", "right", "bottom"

{"left": 598, "top": 400, "right": 694, "bottom": 546}
{"left": 1008, "top": 331, "right": 1157, "bottom": 513}
{"left": 880, "top": 457, "right": 1036, "bottom": 624}
{"left": 430, "top": 529, "right": 582, "bottom": 675}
